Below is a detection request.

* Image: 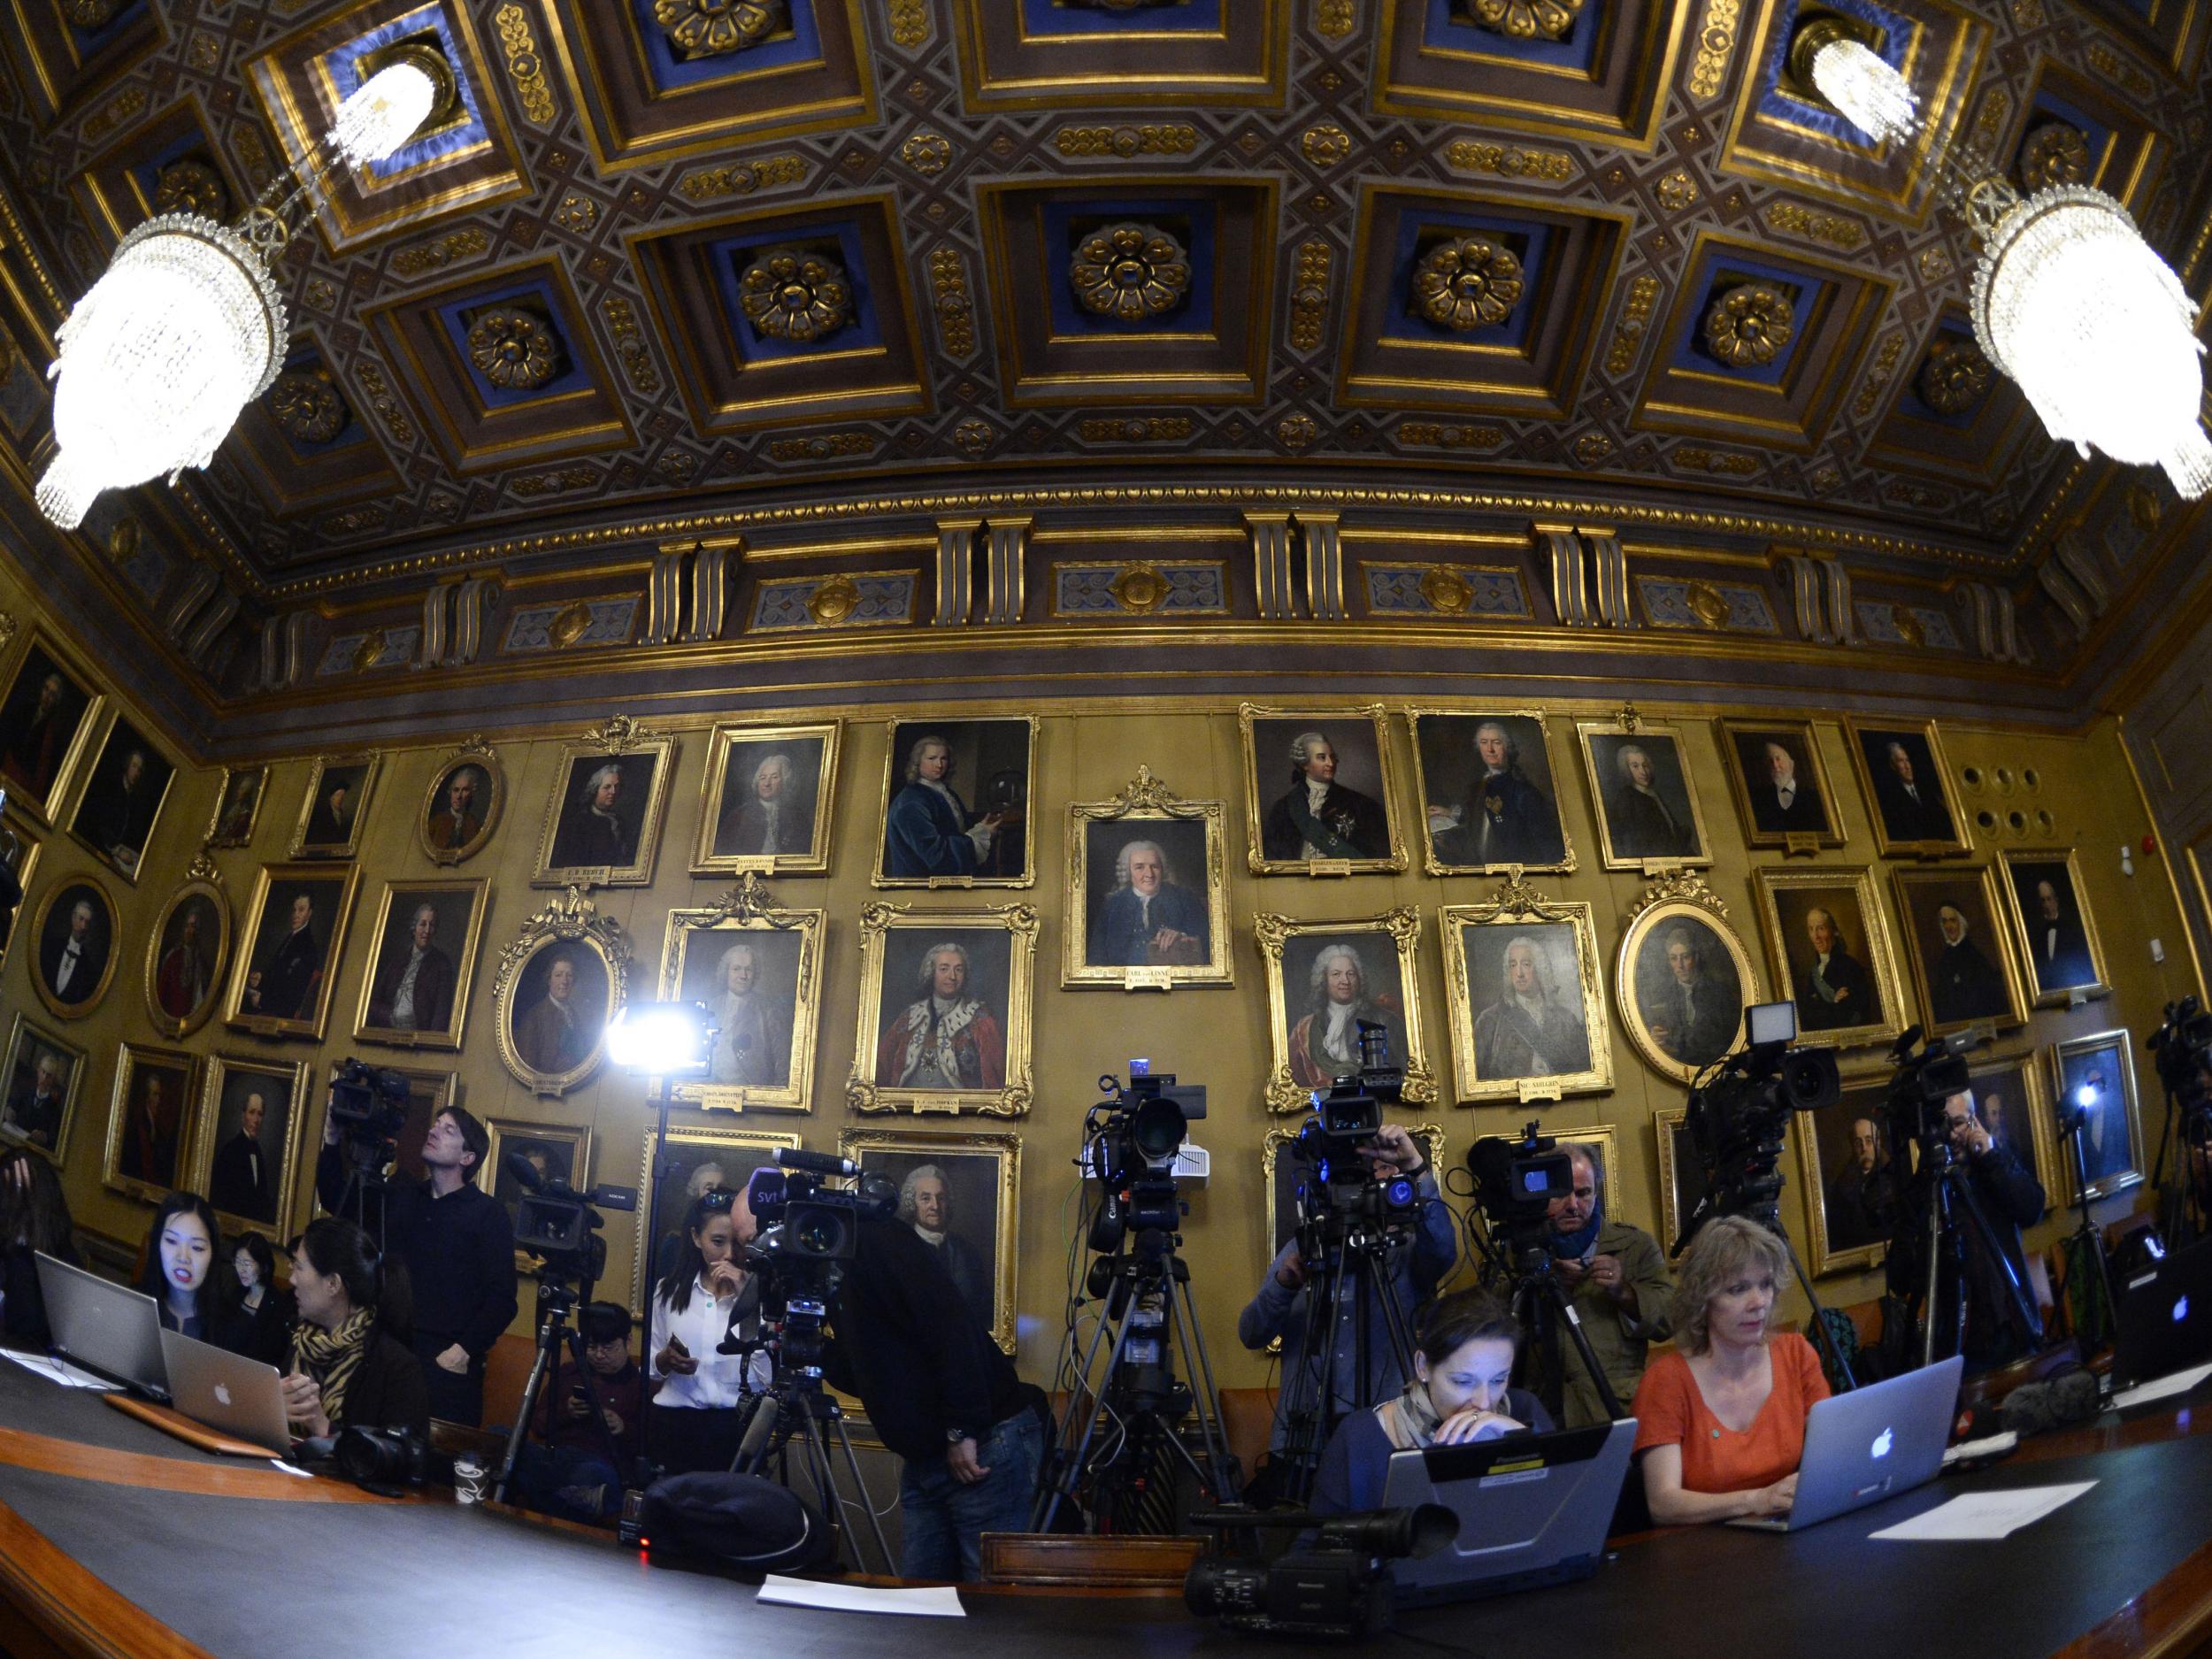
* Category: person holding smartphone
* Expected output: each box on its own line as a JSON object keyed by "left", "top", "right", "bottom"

{"left": 646, "top": 1188, "right": 768, "bottom": 1476}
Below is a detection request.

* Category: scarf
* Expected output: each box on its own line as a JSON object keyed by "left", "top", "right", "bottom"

{"left": 291, "top": 1307, "right": 375, "bottom": 1430}
{"left": 1548, "top": 1195, "right": 1604, "bottom": 1261}
{"left": 1375, "top": 1379, "right": 1444, "bottom": 1451}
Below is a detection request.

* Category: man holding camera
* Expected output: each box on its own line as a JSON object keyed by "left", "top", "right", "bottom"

{"left": 1540, "top": 1143, "right": 1673, "bottom": 1426}
{"left": 1239, "top": 1123, "right": 1455, "bottom": 1486}
{"left": 317, "top": 1102, "right": 518, "bottom": 1425}
{"left": 1929, "top": 1090, "right": 2046, "bottom": 1371}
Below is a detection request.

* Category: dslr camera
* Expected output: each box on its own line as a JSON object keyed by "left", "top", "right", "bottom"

{"left": 1676, "top": 1002, "right": 1840, "bottom": 1248}
{"left": 1184, "top": 1505, "right": 1457, "bottom": 1640}
{"left": 1086, "top": 1063, "right": 1206, "bottom": 1253}
{"left": 1880, "top": 1024, "right": 1979, "bottom": 1158}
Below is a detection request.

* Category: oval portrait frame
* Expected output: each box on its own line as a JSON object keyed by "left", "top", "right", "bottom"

{"left": 417, "top": 743, "right": 506, "bottom": 867}
{"left": 1616, "top": 887, "right": 1763, "bottom": 1085}
{"left": 28, "top": 873, "right": 120, "bottom": 1021}
{"left": 143, "top": 864, "right": 232, "bottom": 1040}
{"left": 491, "top": 889, "right": 628, "bottom": 1098}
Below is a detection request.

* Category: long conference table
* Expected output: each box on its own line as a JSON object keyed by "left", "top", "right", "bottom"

{"left": 3, "top": 1354, "right": 2212, "bottom": 1659}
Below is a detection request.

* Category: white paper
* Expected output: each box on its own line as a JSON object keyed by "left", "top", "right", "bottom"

{"left": 757, "top": 1576, "right": 965, "bottom": 1617}
{"left": 2112, "top": 1362, "right": 2212, "bottom": 1410}
{"left": 1, "top": 1349, "right": 115, "bottom": 1389}
{"left": 1870, "top": 1482, "right": 2096, "bottom": 1541}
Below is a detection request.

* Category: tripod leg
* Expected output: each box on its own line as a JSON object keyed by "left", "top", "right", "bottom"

{"left": 492, "top": 1324, "right": 561, "bottom": 1505}
{"left": 1946, "top": 1168, "right": 2047, "bottom": 1351}
{"left": 1777, "top": 1231, "right": 1856, "bottom": 1391}
{"left": 1921, "top": 1175, "right": 1944, "bottom": 1370}
{"left": 1164, "top": 1277, "right": 1232, "bottom": 1502}
{"left": 1033, "top": 1284, "right": 1123, "bottom": 1532}
{"left": 831, "top": 1412, "right": 895, "bottom": 1574}
{"left": 1036, "top": 1291, "right": 1145, "bottom": 1533}
{"left": 1543, "top": 1276, "right": 1625, "bottom": 1421}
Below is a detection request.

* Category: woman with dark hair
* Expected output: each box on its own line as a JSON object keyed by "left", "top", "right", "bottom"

{"left": 1311, "top": 1287, "right": 1554, "bottom": 1514}
{"left": 231, "top": 1232, "right": 294, "bottom": 1368}
{"left": 134, "top": 1194, "right": 243, "bottom": 1350}
{"left": 0, "top": 1148, "right": 77, "bottom": 1349}
{"left": 280, "top": 1217, "right": 428, "bottom": 1441}
{"left": 647, "top": 1187, "right": 766, "bottom": 1477}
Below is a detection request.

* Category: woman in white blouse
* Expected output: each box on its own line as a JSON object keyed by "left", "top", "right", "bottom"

{"left": 647, "top": 1187, "right": 769, "bottom": 1476}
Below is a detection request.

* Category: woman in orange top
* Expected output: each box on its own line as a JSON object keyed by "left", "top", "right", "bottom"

{"left": 1631, "top": 1213, "right": 1830, "bottom": 1524}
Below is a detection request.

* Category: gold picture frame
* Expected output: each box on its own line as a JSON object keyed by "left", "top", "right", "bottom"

{"left": 1575, "top": 715, "right": 1714, "bottom": 872}
{"left": 1256, "top": 907, "right": 1439, "bottom": 1114}
{"left": 1064, "top": 765, "right": 1233, "bottom": 990}
{"left": 28, "top": 873, "right": 120, "bottom": 1022}
{"left": 2047, "top": 1027, "right": 2145, "bottom": 1204}
{"left": 0, "top": 1012, "right": 87, "bottom": 1164}
{"left": 191, "top": 1055, "right": 311, "bottom": 1242}
{"left": 849, "top": 900, "right": 1038, "bottom": 1116}
{"left": 1617, "top": 872, "right": 1763, "bottom": 1085}
{"left": 1751, "top": 866, "right": 1908, "bottom": 1049}
{"left": 67, "top": 706, "right": 180, "bottom": 884}
{"left": 1891, "top": 864, "right": 2031, "bottom": 1038}
{"left": 486, "top": 1117, "right": 595, "bottom": 1271}
{"left": 1842, "top": 716, "right": 1972, "bottom": 858}
{"left": 1262, "top": 1119, "right": 1449, "bottom": 1267}
{"left": 416, "top": 737, "right": 505, "bottom": 866}
{"left": 143, "top": 853, "right": 231, "bottom": 1041}
{"left": 532, "top": 714, "right": 678, "bottom": 888}
{"left": 658, "top": 872, "right": 826, "bottom": 1113}
{"left": 1713, "top": 716, "right": 1847, "bottom": 853}
{"left": 1796, "top": 1066, "right": 1895, "bottom": 1276}
{"left": 632, "top": 1123, "right": 802, "bottom": 1315}
{"left": 222, "top": 861, "right": 364, "bottom": 1041}
{"left": 102, "top": 1041, "right": 201, "bottom": 1204}
{"left": 0, "top": 627, "right": 104, "bottom": 828}
{"left": 872, "top": 715, "right": 1040, "bottom": 888}
{"left": 1440, "top": 878, "right": 1613, "bottom": 1105}
{"left": 205, "top": 764, "right": 271, "bottom": 849}
{"left": 0, "top": 814, "right": 41, "bottom": 976}
{"left": 1997, "top": 847, "right": 2111, "bottom": 1007}
{"left": 351, "top": 876, "right": 493, "bottom": 1050}
{"left": 1239, "top": 703, "right": 1409, "bottom": 876}
{"left": 840, "top": 1125, "right": 1022, "bottom": 1353}
{"left": 287, "top": 753, "right": 384, "bottom": 860}
{"left": 692, "top": 719, "right": 841, "bottom": 876}
{"left": 492, "top": 887, "right": 630, "bottom": 1098}
{"left": 1652, "top": 1105, "right": 1694, "bottom": 1258}
{"left": 1405, "top": 708, "right": 1578, "bottom": 876}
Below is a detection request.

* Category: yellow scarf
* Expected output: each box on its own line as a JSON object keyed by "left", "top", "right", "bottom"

{"left": 290, "top": 1308, "right": 374, "bottom": 1430}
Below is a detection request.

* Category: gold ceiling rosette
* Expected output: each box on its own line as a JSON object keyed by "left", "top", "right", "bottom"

{"left": 2018, "top": 123, "right": 2092, "bottom": 194}
{"left": 1070, "top": 223, "right": 1193, "bottom": 321}
{"left": 1458, "top": 0, "right": 1584, "bottom": 42}
{"left": 653, "top": 0, "right": 784, "bottom": 58}
{"left": 1411, "top": 234, "right": 1525, "bottom": 332}
{"left": 1916, "top": 335, "right": 1993, "bottom": 415}
{"left": 467, "top": 306, "right": 561, "bottom": 389}
{"left": 268, "top": 366, "right": 347, "bottom": 443}
{"left": 739, "top": 247, "right": 855, "bottom": 342}
{"left": 1702, "top": 283, "right": 1795, "bottom": 368}
{"left": 152, "top": 160, "right": 227, "bottom": 221}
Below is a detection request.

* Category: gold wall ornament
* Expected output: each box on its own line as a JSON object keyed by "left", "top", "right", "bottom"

{"left": 467, "top": 307, "right": 560, "bottom": 390}
{"left": 1852, "top": 330, "right": 1909, "bottom": 419}
{"left": 1256, "top": 907, "right": 1438, "bottom": 1112}
{"left": 1109, "top": 565, "right": 1170, "bottom": 612}
{"left": 676, "top": 155, "right": 810, "bottom": 201}
{"left": 1277, "top": 414, "right": 1319, "bottom": 450}
{"left": 1655, "top": 171, "right": 1700, "bottom": 211}
{"left": 61, "top": 0, "right": 123, "bottom": 28}
{"left": 1457, "top": 0, "right": 1582, "bottom": 41}
{"left": 1572, "top": 432, "right": 1616, "bottom": 465}
{"left": 2018, "top": 122, "right": 2092, "bottom": 193}
{"left": 603, "top": 296, "right": 663, "bottom": 394}
{"left": 491, "top": 887, "right": 630, "bottom": 1099}
{"left": 0, "top": 611, "right": 19, "bottom": 652}
{"left": 1441, "top": 141, "right": 1575, "bottom": 180}
{"left": 351, "top": 631, "right": 388, "bottom": 673}
{"left": 887, "top": 0, "right": 930, "bottom": 44}
{"left": 1890, "top": 603, "right": 1926, "bottom": 649}
{"left": 928, "top": 248, "right": 976, "bottom": 357}
{"left": 654, "top": 0, "right": 782, "bottom": 57}
{"left": 1063, "top": 767, "right": 1233, "bottom": 991}
{"left": 1315, "top": 0, "right": 1356, "bottom": 34}
{"left": 2128, "top": 485, "right": 2163, "bottom": 530}
{"left": 846, "top": 901, "right": 1039, "bottom": 1118}
{"left": 1417, "top": 567, "right": 1475, "bottom": 613}
{"left": 106, "top": 519, "right": 138, "bottom": 558}
{"left": 1686, "top": 0, "right": 1742, "bottom": 100}
{"left": 1685, "top": 579, "right": 1732, "bottom": 628}
{"left": 548, "top": 602, "right": 594, "bottom": 649}
{"left": 1070, "top": 223, "right": 1192, "bottom": 321}
{"left": 1670, "top": 446, "right": 1760, "bottom": 475}
{"left": 1760, "top": 201, "right": 1865, "bottom": 250}
{"left": 900, "top": 132, "right": 952, "bottom": 175}
{"left": 552, "top": 193, "right": 600, "bottom": 234}
{"left": 805, "top": 573, "right": 862, "bottom": 624}
{"left": 953, "top": 419, "right": 996, "bottom": 456}
{"left": 268, "top": 367, "right": 346, "bottom": 445}
{"left": 1603, "top": 274, "right": 1662, "bottom": 376}
{"left": 1301, "top": 122, "right": 1353, "bottom": 167}
{"left": 1054, "top": 125, "right": 1200, "bottom": 157}
{"left": 152, "top": 160, "right": 226, "bottom": 221}
{"left": 391, "top": 228, "right": 492, "bottom": 280}
{"left": 1917, "top": 335, "right": 1993, "bottom": 415}
{"left": 766, "top": 431, "right": 877, "bottom": 460}
{"left": 739, "top": 247, "right": 853, "bottom": 342}
{"left": 1289, "top": 241, "right": 1333, "bottom": 352}
{"left": 81, "top": 85, "right": 147, "bottom": 144}
{"left": 494, "top": 4, "right": 557, "bottom": 126}
{"left": 1412, "top": 235, "right": 1525, "bottom": 332}
{"left": 1702, "top": 283, "right": 1793, "bottom": 368}
{"left": 1396, "top": 421, "right": 1507, "bottom": 449}
{"left": 1075, "top": 417, "right": 1194, "bottom": 442}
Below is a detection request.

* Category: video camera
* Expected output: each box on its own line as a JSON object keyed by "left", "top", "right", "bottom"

{"left": 2151, "top": 995, "right": 2212, "bottom": 1102}
{"left": 1086, "top": 1062, "right": 1206, "bottom": 1253}
{"left": 1467, "top": 1121, "right": 1575, "bottom": 1265}
{"left": 328, "top": 1057, "right": 411, "bottom": 1145}
{"left": 1880, "top": 1025, "right": 1980, "bottom": 1158}
{"left": 1676, "top": 1002, "right": 1840, "bottom": 1249}
{"left": 723, "top": 1150, "right": 895, "bottom": 1377}
{"left": 503, "top": 1151, "right": 635, "bottom": 1284}
{"left": 1289, "top": 1022, "right": 1418, "bottom": 1250}
{"left": 1184, "top": 1505, "right": 1457, "bottom": 1641}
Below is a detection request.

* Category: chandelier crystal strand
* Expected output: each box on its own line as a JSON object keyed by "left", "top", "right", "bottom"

{"left": 328, "top": 60, "right": 439, "bottom": 167}
{"left": 1808, "top": 36, "right": 1920, "bottom": 145}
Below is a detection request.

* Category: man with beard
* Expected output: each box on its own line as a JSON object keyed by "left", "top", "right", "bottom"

{"left": 40, "top": 897, "right": 106, "bottom": 1010}
{"left": 367, "top": 902, "right": 457, "bottom": 1035}
{"left": 1794, "top": 906, "right": 1875, "bottom": 1033}
{"left": 245, "top": 893, "right": 324, "bottom": 1022}
{"left": 876, "top": 942, "right": 1004, "bottom": 1090}
{"left": 1087, "top": 838, "right": 1208, "bottom": 966}
{"left": 1928, "top": 902, "right": 2008, "bottom": 1025}
{"left": 706, "top": 940, "right": 791, "bottom": 1087}
{"left": 1262, "top": 731, "right": 1391, "bottom": 862}
{"left": 1747, "top": 739, "right": 1826, "bottom": 836}
{"left": 1472, "top": 934, "right": 1592, "bottom": 1080}
{"left": 1432, "top": 720, "right": 1564, "bottom": 867}
{"left": 1605, "top": 743, "right": 1694, "bottom": 859}
{"left": 1539, "top": 1143, "right": 1673, "bottom": 1426}
{"left": 210, "top": 1091, "right": 276, "bottom": 1222}
{"left": 717, "top": 752, "right": 815, "bottom": 859}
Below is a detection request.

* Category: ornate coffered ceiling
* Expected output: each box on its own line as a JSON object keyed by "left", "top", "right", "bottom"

{"left": 0, "top": 0, "right": 2205, "bottom": 704}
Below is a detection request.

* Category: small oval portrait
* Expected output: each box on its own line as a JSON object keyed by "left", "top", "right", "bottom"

{"left": 420, "top": 753, "right": 503, "bottom": 864}
{"left": 32, "top": 878, "right": 117, "bottom": 1019}
{"left": 499, "top": 935, "right": 617, "bottom": 1094}
{"left": 1621, "top": 905, "right": 1755, "bottom": 1081}
{"left": 145, "top": 879, "right": 229, "bottom": 1039}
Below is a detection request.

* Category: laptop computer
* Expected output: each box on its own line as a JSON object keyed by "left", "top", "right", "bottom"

{"left": 2114, "top": 1238, "right": 2212, "bottom": 1387}
{"left": 1379, "top": 1418, "right": 1636, "bottom": 1608}
{"left": 1729, "top": 1354, "right": 1962, "bottom": 1532}
{"left": 35, "top": 1251, "right": 169, "bottom": 1400}
{"left": 158, "top": 1329, "right": 294, "bottom": 1455}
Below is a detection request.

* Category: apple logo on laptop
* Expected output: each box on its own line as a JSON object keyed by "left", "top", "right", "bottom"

{"left": 1870, "top": 1427, "right": 1893, "bottom": 1459}
{"left": 2176, "top": 1295, "right": 2191, "bottom": 1324}
{"left": 213, "top": 1384, "right": 232, "bottom": 1407}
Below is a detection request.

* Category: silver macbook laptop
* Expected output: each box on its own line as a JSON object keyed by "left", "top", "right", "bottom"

{"left": 1730, "top": 1354, "right": 1963, "bottom": 1532}
{"left": 159, "top": 1329, "right": 293, "bottom": 1455}
{"left": 1380, "top": 1419, "right": 1637, "bottom": 1607}
{"left": 35, "top": 1251, "right": 168, "bottom": 1400}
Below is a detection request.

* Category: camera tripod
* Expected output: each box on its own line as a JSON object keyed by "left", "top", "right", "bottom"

{"left": 1905, "top": 1135, "right": 2046, "bottom": 1369}
{"left": 1485, "top": 1231, "right": 1629, "bottom": 1425}
{"left": 491, "top": 1268, "right": 630, "bottom": 1508}
{"left": 1271, "top": 1217, "right": 1420, "bottom": 1506}
{"left": 2049, "top": 1105, "right": 2123, "bottom": 1356}
{"left": 1033, "top": 1228, "right": 1233, "bottom": 1534}
{"left": 326, "top": 1140, "right": 392, "bottom": 1254}
{"left": 2153, "top": 1085, "right": 2212, "bottom": 1252}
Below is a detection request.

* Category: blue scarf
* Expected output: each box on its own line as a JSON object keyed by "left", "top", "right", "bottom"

{"left": 1548, "top": 1198, "right": 1604, "bottom": 1262}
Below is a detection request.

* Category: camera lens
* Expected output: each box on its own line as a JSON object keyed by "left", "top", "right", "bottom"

{"left": 1384, "top": 1177, "right": 1415, "bottom": 1209}
{"left": 794, "top": 1211, "right": 848, "bottom": 1256}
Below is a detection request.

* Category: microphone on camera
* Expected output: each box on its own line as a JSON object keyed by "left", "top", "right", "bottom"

{"left": 736, "top": 1390, "right": 779, "bottom": 1465}
{"left": 773, "top": 1148, "right": 859, "bottom": 1178}
{"left": 504, "top": 1151, "right": 549, "bottom": 1193}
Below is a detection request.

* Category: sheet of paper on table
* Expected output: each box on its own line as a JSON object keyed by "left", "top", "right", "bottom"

{"left": 757, "top": 1576, "right": 966, "bottom": 1617}
{"left": 2, "top": 1349, "right": 115, "bottom": 1389}
{"left": 2112, "top": 1362, "right": 2212, "bottom": 1410}
{"left": 1869, "top": 1482, "right": 2097, "bottom": 1542}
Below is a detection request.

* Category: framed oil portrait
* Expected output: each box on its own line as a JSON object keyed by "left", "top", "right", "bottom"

{"left": 417, "top": 741, "right": 504, "bottom": 866}
{"left": 1999, "top": 848, "right": 2109, "bottom": 1006}
{"left": 29, "top": 873, "right": 118, "bottom": 1020}
{"left": 1843, "top": 718, "right": 1970, "bottom": 857}
{"left": 205, "top": 764, "right": 270, "bottom": 849}
{"left": 1963, "top": 1053, "right": 2055, "bottom": 1217}
{"left": 192, "top": 1056, "right": 310, "bottom": 1240}
{"left": 1652, "top": 1106, "right": 1696, "bottom": 1259}
{"left": 0, "top": 1014, "right": 86, "bottom": 1162}
{"left": 1064, "top": 766, "right": 1232, "bottom": 990}
{"left": 873, "top": 716, "right": 1038, "bottom": 887}
{"left": 1239, "top": 703, "right": 1408, "bottom": 876}
{"left": 1576, "top": 718, "right": 1712, "bottom": 871}
{"left": 492, "top": 888, "right": 630, "bottom": 1097}
{"left": 1752, "top": 867, "right": 1907, "bottom": 1048}
{"left": 694, "top": 720, "right": 840, "bottom": 876}
{"left": 103, "top": 1041, "right": 200, "bottom": 1204}
{"left": 849, "top": 901, "right": 1037, "bottom": 1116}
{"left": 658, "top": 873, "right": 826, "bottom": 1112}
{"left": 288, "top": 754, "right": 382, "bottom": 860}
{"left": 533, "top": 716, "right": 677, "bottom": 888}
{"left": 223, "top": 862, "right": 363, "bottom": 1040}
{"left": 0, "top": 633, "right": 101, "bottom": 826}
{"left": 352, "top": 877, "right": 491, "bottom": 1049}
{"left": 486, "top": 1118, "right": 593, "bottom": 1269}
{"left": 1406, "top": 709, "right": 1575, "bottom": 876}
{"left": 143, "top": 858, "right": 230, "bottom": 1040}
{"left": 1440, "top": 881, "right": 1611, "bottom": 1105}
{"left": 841, "top": 1127, "right": 1021, "bottom": 1352}
{"left": 0, "top": 815, "right": 39, "bottom": 971}
{"left": 1797, "top": 1070, "right": 1895, "bottom": 1275}
{"left": 1892, "top": 864, "right": 2029, "bottom": 1037}
{"left": 68, "top": 710, "right": 177, "bottom": 882}
{"left": 2048, "top": 1028, "right": 2143, "bottom": 1203}
{"left": 1263, "top": 1120, "right": 1448, "bottom": 1266}
{"left": 1715, "top": 718, "right": 1845, "bottom": 851}
{"left": 1256, "top": 907, "right": 1438, "bottom": 1114}
{"left": 631, "top": 1123, "right": 801, "bottom": 1315}
{"left": 1617, "top": 873, "right": 1760, "bottom": 1084}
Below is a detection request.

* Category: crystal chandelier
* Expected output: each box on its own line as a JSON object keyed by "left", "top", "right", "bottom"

{"left": 1798, "top": 23, "right": 2211, "bottom": 499}
{"left": 35, "top": 58, "right": 440, "bottom": 529}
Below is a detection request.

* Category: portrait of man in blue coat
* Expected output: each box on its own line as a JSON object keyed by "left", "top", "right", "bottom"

{"left": 1087, "top": 834, "right": 1210, "bottom": 967}
{"left": 881, "top": 722, "right": 1030, "bottom": 880}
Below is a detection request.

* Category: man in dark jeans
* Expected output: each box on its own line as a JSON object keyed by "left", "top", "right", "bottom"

{"left": 316, "top": 1102, "right": 517, "bottom": 1425}
{"left": 822, "top": 1213, "right": 1047, "bottom": 1581}
{"left": 1935, "top": 1090, "right": 2047, "bottom": 1372}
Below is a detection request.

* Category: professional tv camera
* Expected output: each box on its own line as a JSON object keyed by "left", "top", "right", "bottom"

{"left": 322, "top": 1058, "right": 416, "bottom": 1246}
{"left": 1467, "top": 1123, "right": 1576, "bottom": 1268}
{"left": 1675, "top": 1002, "right": 1841, "bottom": 1250}
{"left": 1184, "top": 1504, "right": 1457, "bottom": 1641}
{"left": 1086, "top": 1064, "right": 1207, "bottom": 1253}
{"left": 1287, "top": 1022, "right": 1419, "bottom": 1254}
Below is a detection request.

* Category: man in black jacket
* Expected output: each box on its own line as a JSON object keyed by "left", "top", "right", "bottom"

{"left": 821, "top": 1213, "right": 1048, "bottom": 1581}
{"left": 1932, "top": 1090, "right": 2046, "bottom": 1372}
{"left": 317, "top": 1102, "right": 517, "bottom": 1425}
